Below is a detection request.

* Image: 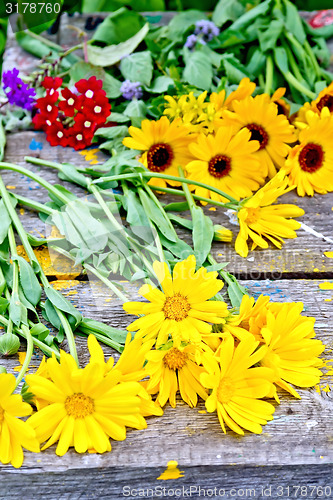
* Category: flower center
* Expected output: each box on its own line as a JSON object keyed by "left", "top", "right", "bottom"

{"left": 163, "top": 293, "right": 191, "bottom": 321}
{"left": 94, "top": 106, "right": 102, "bottom": 114}
{"left": 147, "top": 143, "right": 174, "bottom": 172}
{"left": 298, "top": 143, "right": 324, "bottom": 173}
{"left": 246, "top": 123, "right": 269, "bottom": 150}
{"left": 208, "top": 154, "right": 231, "bottom": 178}
{"left": 47, "top": 105, "right": 52, "bottom": 112}
{"left": 245, "top": 207, "right": 260, "bottom": 224}
{"left": 317, "top": 94, "right": 333, "bottom": 113}
{"left": 0, "top": 406, "right": 4, "bottom": 424}
{"left": 217, "top": 377, "right": 234, "bottom": 403}
{"left": 76, "top": 134, "right": 83, "bottom": 141}
{"left": 84, "top": 121, "right": 91, "bottom": 128}
{"left": 163, "top": 347, "right": 188, "bottom": 371}
{"left": 68, "top": 98, "right": 75, "bottom": 106}
{"left": 64, "top": 393, "right": 94, "bottom": 418}
{"left": 57, "top": 131, "right": 63, "bottom": 138}
{"left": 85, "top": 90, "right": 94, "bottom": 98}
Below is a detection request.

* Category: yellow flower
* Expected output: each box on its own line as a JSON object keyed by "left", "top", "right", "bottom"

{"left": 26, "top": 349, "right": 148, "bottom": 456}
{"left": 0, "top": 373, "right": 40, "bottom": 468}
{"left": 269, "top": 87, "right": 290, "bottom": 117}
{"left": 284, "top": 108, "right": 333, "bottom": 196}
{"left": 222, "top": 94, "right": 296, "bottom": 178}
{"left": 87, "top": 334, "right": 163, "bottom": 417}
{"left": 144, "top": 342, "right": 209, "bottom": 408}
{"left": 224, "top": 294, "right": 270, "bottom": 342}
{"left": 186, "top": 126, "right": 264, "bottom": 203}
{"left": 202, "top": 334, "right": 275, "bottom": 434}
{"left": 163, "top": 94, "right": 189, "bottom": 120}
{"left": 213, "top": 225, "right": 233, "bottom": 242}
{"left": 235, "top": 172, "right": 305, "bottom": 258}
{"left": 210, "top": 77, "right": 256, "bottom": 113}
{"left": 122, "top": 116, "right": 194, "bottom": 188}
{"left": 296, "top": 82, "right": 333, "bottom": 125}
{"left": 123, "top": 255, "right": 229, "bottom": 348}
{"left": 260, "top": 303, "right": 325, "bottom": 398}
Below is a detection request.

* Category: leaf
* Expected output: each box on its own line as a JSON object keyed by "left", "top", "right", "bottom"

{"left": 87, "top": 23, "right": 149, "bottom": 67}
{"left": 92, "top": 8, "right": 145, "bottom": 45}
{"left": 123, "top": 100, "right": 148, "bottom": 127}
{"left": 94, "top": 125, "right": 128, "bottom": 140}
{"left": 16, "top": 256, "right": 42, "bottom": 307}
{"left": 103, "top": 73, "right": 122, "bottom": 98}
{"left": 0, "top": 297, "right": 9, "bottom": 314}
{"left": 167, "top": 10, "right": 208, "bottom": 39}
{"left": 284, "top": 0, "right": 306, "bottom": 45}
{"left": 45, "top": 287, "right": 82, "bottom": 327}
{"left": 158, "top": 234, "right": 193, "bottom": 260}
{"left": 58, "top": 165, "right": 88, "bottom": 188}
{"left": 222, "top": 55, "right": 251, "bottom": 84}
{"left": 183, "top": 51, "right": 213, "bottom": 90}
{"left": 123, "top": 190, "right": 150, "bottom": 229}
{"left": 69, "top": 62, "right": 105, "bottom": 84}
{"left": 245, "top": 49, "right": 266, "bottom": 77}
{"left": 147, "top": 76, "right": 175, "bottom": 94}
{"left": 138, "top": 189, "right": 178, "bottom": 243}
{"left": 274, "top": 46, "right": 289, "bottom": 74}
{"left": 30, "top": 323, "right": 50, "bottom": 342}
{"left": 0, "top": 199, "right": 11, "bottom": 245}
{"left": 258, "top": 19, "right": 284, "bottom": 53}
{"left": 191, "top": 206, "right": 214, "bottom": 267}
{"left": 9, "top": 292, "right": 25, "bottom": 326}
{"left": 120, "top": 51, "right": 153, "bottom": 87}
{"left": 212, "top": 0, "right": 245, "bottom": 27}
{"left": 228, "top": 0, "right": 272, "bottom": 31}
{"left": 163, "top": 201, "right": 190, "bottom": 212}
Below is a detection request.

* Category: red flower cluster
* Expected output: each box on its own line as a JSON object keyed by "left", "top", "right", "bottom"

{"left": 33, "top": 76, "right": 111, "bottom": 150}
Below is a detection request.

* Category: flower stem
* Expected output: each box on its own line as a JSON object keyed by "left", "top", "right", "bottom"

{"left": 149, "top": 185, "right": 239, "bottom": 210}
{"left": 14, "top": 325, "right": 34, "bottom": 388}
{"left": 264, "top": 55, "right": 274, "bottom": 95}
{"left": 55, "top": 309, "right": 79, "bottom": 365}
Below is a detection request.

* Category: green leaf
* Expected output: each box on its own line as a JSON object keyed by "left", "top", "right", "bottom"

{"left": 69, "top": 61, "right": 105, "bottom": 84}
{"left": 87, "top": 23, "right": 149, "bottom": 67}
{"left": 120, "top": 51, "right": 153, "bottom": 87}
{"left": 58, "top": 165, "right": 88, "bottom": 188}
{"left": 0, "top": 297, "right": 9, "bottom": 314}
{"left": 245, "top": 49, "right": 266, "bottom": 77}
{"left": 138, "top": 189, "right": 178, "bottom": 243}
{"left": 16, "top": 256, "right": 41, "bottom": 307}
{"left": 9, "top": 292, "right": 25, "bottom": 326}
{"left": 228, "top": 0, "right": 272, "bottom": 31}
{"left": 158, "top": 233, "right": 194, "bottom": 260}
{"left": 183, "top": 51, "right": 213, "bottom": 90}
{"left": 148, "top": 76, "right": 175, "bottom": 94}
{"left": 212, "top": 0, "right": 245, "bottom": 27}
{"left": 284, "top": 0, "right": 306, "bottom": 45}
{"left": 123, "top": 190, "right": 150, "bottom": 229}
{"left": 92, "top": 8, "right": 145, "bottom": 45}
{"left": 167, "top": 10, "right": 208, "bottom": 39}
{"left": 274, "top": 46, "right": 289, "bottom": 74}
{"left": 95, "top": 125, "right": 128, "bottom": 140}
{"left": 79, "top": 317, "right": 128, "bottom": 345}
{"left": 258, "top": 19, "right": 284, "bottom": 53}
{"left": 30, "top": 323, "right": 50, "bottom": 342}
{"left": 45, "top": 287, "right": 82, "bottom": 327}
{"left": 191, "top": 206, "right": 214, "bottom": 267}
{"left": 103, "top": 73, "right": 122, "bottom": 98}
{"left": 163, "top": 201, "right": 190, "bottom": 212}
{"left": 222, "top": 55, "right": 251, "bottom": 84}
{"left": 0, "top": 199, "right": 11, "bottom": 245}
{"left": 124, "top": 100, "right": 148, "bottom": 127}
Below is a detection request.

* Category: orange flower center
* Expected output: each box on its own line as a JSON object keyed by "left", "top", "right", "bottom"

{"left": 208, "top": 154, "right": 231, "bottom": 178}
{"left": 64, "top": 393, "right": 94, "bottom": 418}
{"left": 217, "top": 377, "right": 234, "bottom": 403}
{"left": 147, "top": 143, "right": 174, "bottom": 172}
{"left": 317, "top": 94, "right": 333, "bottom": 113}
{"left": 298, "top": 143, "right": 324, "bottom": 173}
{"left": 163, "top": 294, "right": 191, "bottom": 321}
{"left": 163, "top": 347, "right": 188, "bottom": 370}
{"left": 245, "top": 207, "right": 260, "bottom": 224}
{"left": 0, "top": 406, "right": 4, "bottom": 424}
{"left": 246, "top": 123, "right": 269, "bottom": 150}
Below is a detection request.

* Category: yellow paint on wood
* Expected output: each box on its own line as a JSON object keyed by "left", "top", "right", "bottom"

{"left": 319, "top": 282, "right": 333, "bottom": 290}
{"left": 157, "top": 461, "right": 185, "bottom": 480}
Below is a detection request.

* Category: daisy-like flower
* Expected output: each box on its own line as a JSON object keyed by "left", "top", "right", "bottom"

{"left": 222, "top": 94, "right": 296, "bottom": 178}
{"left": 224, "top": 294, "right": 270, "bottom": 342}
{"left": 122, "top": 116, "right": 194, "bottom": 188}
{"left": 235, "top": 171, "right": 305, "bottom": 258}
{"left": 186, "top": 126, "right": 264, "bottom": 202}
{"left": 26, "top": 348, "right": 148, "bottom": 456}
{"left": 123, "top": 255, "right": 229, "bottom": 348}
{"left": 163, "top": 94, "right": 189, "bottom": 120}
{"left": 296, "top": 82, "right": 333, "bottom": 124}
{"left": 260, "top": 303, "right": 325, "bottom": 398}
{"left": 144, "top": 341, "right": 209, "bottom": 408}
{"left": 0, "top": 373, "right": 40, "bottom": 468}
{"left": 284, "top": 108, "right": 333, "bottom": 196}
{"left": 202, "top": 334, "right": 276, "bottom": 434}
{"left": 209, "top": 77, "right": 256, "bottom": 113}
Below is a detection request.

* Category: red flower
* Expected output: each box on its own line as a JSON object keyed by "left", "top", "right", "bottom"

{"left": 35, "top": 95, "right": 58, "bottom": 121}
{"left": 75, "top": 76, "right": 104, "bottom": 101}
{"left": 74, "top": 112, "right": 97, "bottom": 134}
{"left": 32, "top": 112, "right": 53, "bottom": 131}
{"left": 45, "top": 122, "right": 68, "bottom": 147}
{"left": 85, "top": 93, "right": 111, "bottom": 125}
{"left": 42, "top": 76, "right": 63, "bottom": 98}
{"left": 67, "top": 123, "right": 94, "bottom": 150}
{"left": 59, "top": 88, "right": 83, "bottom": 117}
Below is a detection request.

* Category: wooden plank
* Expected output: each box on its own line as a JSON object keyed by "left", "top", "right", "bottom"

{"left": 0, "top": 279, "right": 332, "bottom": 483}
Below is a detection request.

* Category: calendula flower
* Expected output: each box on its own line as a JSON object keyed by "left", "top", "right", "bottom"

{"left": 123, "top": 255, "right": 229, "bottom": 348}
{"left": 222, "top": 94, "right": 296, "bottom": 178}
{"left": 235, "top": 172, "right": 305, "bottom": 258}
{"left": 269, "top": 87, "right": 290, "bottom": 117}
{"left": 186, "top": 126, "right": 264, "bottom": 202}
{"left": 87, "top": 334, "right": 163, "bottom": 417}
{"left": 213, "top": 225, "right": 233, "bottom": 242}
{"left": 224, "top": 294, "right": 270, "bottom": 342}
{"left": 122, "top": 116, "right": 194, "bottom": 188}
{"left": 0, "top": 373, "right": 40, "bottom": 468}
{"left": 284, "top": 108, "right": 333, "bottom": 196}
{"left": 296, "top": 82, "right": 333, "bottom": 125}
{"left": 210, "top": 77, "right": 256, "bottom": 113}
{"left": 26, "top": 348, "right": 148, "bottom": 456}
{"left": 144, "top": 341, "right": 209, "bottom": 408}
{"left": 260, "top": 303, "right": 325, "bottom": 398}
{"left": 202, "top": 334, "right": 276, "bottom": 434}
{"left": 163, "top": 94, "right": 189, "bottom": 120}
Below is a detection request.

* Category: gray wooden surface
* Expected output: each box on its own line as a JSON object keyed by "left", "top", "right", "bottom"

{"left": 0, "top": 11, "right": 333, "bottom": 500}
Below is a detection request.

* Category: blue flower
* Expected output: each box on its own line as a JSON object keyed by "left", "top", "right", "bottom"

{"left": 194, "top": 20, "right": 220, "bottom": 42}
{"left": 120, "top": 80, "right": 143, "bottom": 100}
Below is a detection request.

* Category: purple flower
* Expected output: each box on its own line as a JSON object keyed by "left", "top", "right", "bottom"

{"left": 120, "top": 80, "right": 143, "bottom": 100}
{"left": 194, "top": 20, "right": 220, "bottom": 42}
{"left": 184, "top": 34, "right": 198, "bottom": 50}
{"left": 2, "top": 68, "right": 36, "bottom": 110}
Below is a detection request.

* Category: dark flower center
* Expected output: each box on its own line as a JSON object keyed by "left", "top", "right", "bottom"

{"left": 298, "top": 143, "right": 324, "bottom": 173}
{"left": 317, "top": 94, "right": 333, "bottom": 113}
{"left": 246, "top": 123, "right": 269, "bottom": 150}
{"left": 208, "top": 154, "right": 231, "bottom": 178}
{"left": 147, "top": 143, "right": 173, "bottom": 172}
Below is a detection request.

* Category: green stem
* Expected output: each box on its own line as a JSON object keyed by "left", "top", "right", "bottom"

{"left": 149, "top": 185, "right": 239, "bottom": 210}
{"left": 303, "top": 40, "right": 322, "bottom": 80}
{"left": 7, "top": 225, "right": 19, "bottom": 335}
{"left": 77, "top": 328, "right": 124, "bottom": 353}
{"left": 14, "top": 325, "right": 34, "bottom": 388}
{"left": 56, "top": 309, "right": 78, "bottom": 365}
{"left": 207, "top": 254, "right": 247, "bottom": 308}
{"left": 13, "top": 194, "right": 54, "bottom": 215}
{"left": 282, "top": 40, "right": 304, "bottom": 83}
{"left": 264, "top": 55, "right": 274, "bottom": 95}
{"left": 144, "top": 184, "right": 179, "bottom": 241}
{"left": 93, "top": 172, "right": 239, "bottom": 204}
{"left": 284, "top": 71, "right": 316, "bottom": 100}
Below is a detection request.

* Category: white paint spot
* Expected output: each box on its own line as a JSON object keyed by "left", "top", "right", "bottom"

{"left": 299, "top": 222, "right": 333, "bottom": 244}
{"left": 225, "top": 209, "right": 239, "bottom": 226}
{"left": 305, "top": 419, "right": 318, "bottom": 430}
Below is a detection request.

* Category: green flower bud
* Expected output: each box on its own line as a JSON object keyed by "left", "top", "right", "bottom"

{"left": 0, "top": 333, "right": 21, "bottom": 356}
{"left": 0, "top": 366, "right": 7, "bottom": 374}
{"left": 213, "top": 225, "right": 233, "bottom": 242}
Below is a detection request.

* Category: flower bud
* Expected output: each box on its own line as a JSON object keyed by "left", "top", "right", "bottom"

{"left": 0, "top": 366, "right": 7, "bottom": 374}
{"left": 0, "top": 333, "right": 21, "bottom": 356}
{"left": 213, "top": 225, "right": 233, "bottom": 242}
